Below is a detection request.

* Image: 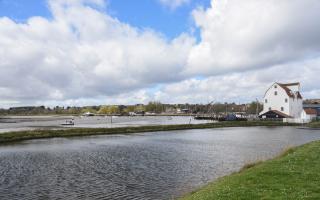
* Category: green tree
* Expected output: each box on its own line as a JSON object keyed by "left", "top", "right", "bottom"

{"left": 246, "top": 101, "right": 263, "bottom": 114}
{"left": 98, "top": 105, "right": 119, "bottom": 115}
{"left": 146, "top": 101, "right": 164, "bottom": 113}
{"left": 135, "top": 105, "right": 145, "bottom": 112}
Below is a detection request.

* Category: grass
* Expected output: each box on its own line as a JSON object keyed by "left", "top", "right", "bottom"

{"left": 308, "top": 121, "right": 320, "bottom": 128}
{"left": 181, "top": 141, "right": 320, "bottom": 200}
{"left": 0, "top": 121, "right": 298, "bottom": 144}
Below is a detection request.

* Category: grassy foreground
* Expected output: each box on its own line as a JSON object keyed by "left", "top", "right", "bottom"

{"left": 181, "top": 141, "right": 320, "bottom": 200}
{"left": 0, "top": 121, "right": 297, "bottom": 144}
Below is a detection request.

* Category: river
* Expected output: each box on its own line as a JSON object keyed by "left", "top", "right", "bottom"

{"left": 0, "top": 127, "right": 319, "bottom": 199}
{"left": 0, "top": 116, "right": 210, "bottom": 133}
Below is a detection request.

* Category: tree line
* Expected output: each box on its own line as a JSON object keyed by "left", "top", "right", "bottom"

{"left": 0, "top": 101, "right": 263, "bottom": 115}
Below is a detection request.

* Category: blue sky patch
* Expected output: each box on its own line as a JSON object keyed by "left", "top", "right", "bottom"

{"left": 0, "top": 0, "right": 210, "bottom": 39}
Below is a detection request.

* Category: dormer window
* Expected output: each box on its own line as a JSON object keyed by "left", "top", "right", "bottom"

{"left": 274, "top": 91, "right": 278, "bottom": 96}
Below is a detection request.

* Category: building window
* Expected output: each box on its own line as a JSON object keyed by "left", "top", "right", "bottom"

{"left": 269, "top": 107, "right": 271, "bottom": 111}
{"left": 285, "top": 98, "right": 288, "bottom": 103}
{"left": 281, "top": 107, "right": 284, "bottom": 111}
{"left": 274, "top": 85, "right": 277, "bottom": 89}
{"left": 265, "top": 99, "right": 268, "bottom": 103}
{"left": 274, "top": 91, "right": 278, "bottom": 95}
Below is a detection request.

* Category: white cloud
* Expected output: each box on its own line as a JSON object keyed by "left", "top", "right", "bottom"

{"left": 186, "top": 0, "right": 320, "bottom": 76}
{"left": 0, "top": 0, "right": 320, "bottom": 107}
{"left": 34, "top": 89, "right": 152, "bottom": 107}
{"left": 0, "top": 0, "right": 194, "bottom": 106}
{"left": 156, "top": 57, "right": 320, "bottom": 104}
{"left": 158, "top": 0, "right": 190, "bottom": 10}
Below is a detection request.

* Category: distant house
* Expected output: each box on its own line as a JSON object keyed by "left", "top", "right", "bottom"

{"left": 259, "top": 82, "right": 303, "bottom": 119}
{"left": 301, "top": 108, "right": 317, "bottom": 122}
{"left": 303, "top": 99, "right": 320, "bottom": 118}
{"left": 304, "top": 99, "right": 320, "bottom": 104}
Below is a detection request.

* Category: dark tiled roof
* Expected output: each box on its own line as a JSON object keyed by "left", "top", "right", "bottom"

{"left": 277, "top": 82, "right": 303, "bottom": 99}
{"left": 271, "top": 110, "right": 292, "bottom": 118}
{"left": 259, "top": 110, "right": 292, "bottom": 118}
{"left": 304, "top": 108, "right": 317, "bottom": 115}
{"left": 297, "top": 92, "right": 303, "bottom": 99}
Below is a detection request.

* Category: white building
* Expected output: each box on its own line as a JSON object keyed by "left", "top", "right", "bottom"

{"left": 301, "top": 108, "right": 317, "bottom": 122}
{"left": 259, "top": 82, "right": 303, "bottom": 118}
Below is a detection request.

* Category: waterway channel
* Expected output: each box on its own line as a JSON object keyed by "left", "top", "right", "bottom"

{"left": 0, "top": 127, "right": 319, "bottom": 199}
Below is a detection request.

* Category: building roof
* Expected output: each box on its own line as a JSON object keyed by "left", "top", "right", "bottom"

{"left": 304, "top": 108, "right": 317, "bottom": 115}
{"left": 271, "top": 110, "right": 292, "bottom": 118}
{"left": 259, "top": 110, "right": 292, "bottom": 118}
{"left": 279, "top": 82, "right": 300, "bottom": 87}
{"left": 277, "top": 82, "right": 303, "bottom": 99}
{"left": 297, "top": 92, "right": 303, "bottom": 99}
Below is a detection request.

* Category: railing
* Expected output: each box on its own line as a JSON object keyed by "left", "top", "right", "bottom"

{"left": 283, "top": 118, "right": 310, "bottom": 124}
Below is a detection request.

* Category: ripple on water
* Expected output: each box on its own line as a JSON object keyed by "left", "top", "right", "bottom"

{"left": 0, "top": 127, "right": 320, "bottom": 199}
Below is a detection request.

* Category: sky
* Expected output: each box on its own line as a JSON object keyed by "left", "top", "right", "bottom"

{"left": 0, "top": 0, "right": 319, "bottom": 108}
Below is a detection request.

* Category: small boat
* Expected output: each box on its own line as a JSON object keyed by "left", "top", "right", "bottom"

{"left": 61, "top": 119, "right": 75, "bottom": 126}
{"left": 82, "top": 112, "right": 95, "bottom": 117}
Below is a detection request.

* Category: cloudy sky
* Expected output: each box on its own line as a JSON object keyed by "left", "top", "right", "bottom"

{"left": 0, "top": 0, "right": 319, "bottom": 108}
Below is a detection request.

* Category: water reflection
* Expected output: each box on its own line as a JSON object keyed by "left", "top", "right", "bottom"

{"left": 0, "top": 127, "right": 319, "bottom": 199}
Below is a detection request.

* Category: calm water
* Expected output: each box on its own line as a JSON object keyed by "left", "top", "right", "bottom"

{"left": 0, "top": 127, "right": 320, "bottom": 199}
{"left": 0, "top": 116, "right": 209, "bottom": 133}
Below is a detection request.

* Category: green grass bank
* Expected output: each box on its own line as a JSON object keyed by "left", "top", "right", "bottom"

{"left": 308, "top": 121, "right": 320, "bottom": 128}
{"left": 0, "top": 121, "right": 298, "bottom": 144}
{"left": 181, "top": 140, "right": 320, "bottom": 200}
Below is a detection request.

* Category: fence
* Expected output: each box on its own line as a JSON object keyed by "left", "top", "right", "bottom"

{"left": 283, "top": 118, "right": 311, "bottom": 124}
